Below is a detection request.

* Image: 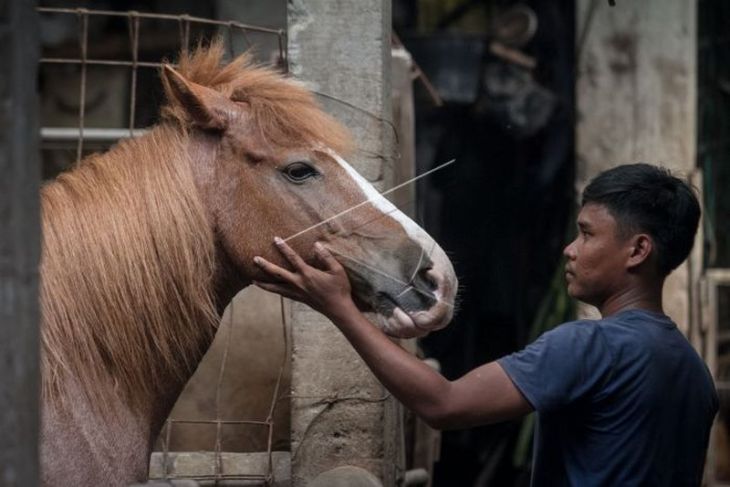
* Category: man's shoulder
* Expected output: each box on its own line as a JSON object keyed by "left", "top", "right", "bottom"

{"left": 505, "top": 318, "right": 614, "bottom": 369}
{"left": 542, "top": 318, "right": 607, "bottom": 343}
{"left": 590, "top": 309, "right": 684, "bottom": 351}
{"left": 498, "top": 319, "right": 616, "bottom": 412}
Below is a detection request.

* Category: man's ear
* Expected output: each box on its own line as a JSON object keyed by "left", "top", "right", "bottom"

{"left": 626, "top": 234, "right": 654, "bottom": 270}
{"left": 161, "top": 64, "right": 235, "bottom": 131}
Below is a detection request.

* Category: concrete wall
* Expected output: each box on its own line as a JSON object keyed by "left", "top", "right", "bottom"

{"left": 287, "top": 1, "right": 401, "bottom": 486}
{"left": 0, "top": 1, "right": 41, "bottom": 485}
{"left": 575, "top": 0, "right": 697, "bottom": 329}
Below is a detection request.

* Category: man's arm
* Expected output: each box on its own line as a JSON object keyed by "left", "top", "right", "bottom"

{"left": 253, "top": 238, "right": 533, "bottom": 430}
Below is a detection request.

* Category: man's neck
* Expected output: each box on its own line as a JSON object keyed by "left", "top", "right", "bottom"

{"left": 598, "top": 280, "right": 664, "bottom": 317}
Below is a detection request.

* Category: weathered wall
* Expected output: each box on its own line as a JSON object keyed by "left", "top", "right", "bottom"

{"left": 287, "top": 1, "right": 400, "bottom": 486}
{"left": 0, "top": 1, "right": 41, "bottom": 485}
{"left": 575, "top": 0, "right": 697, "bottom": 329}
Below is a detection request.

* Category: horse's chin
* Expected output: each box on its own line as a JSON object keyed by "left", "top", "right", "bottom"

{"left": 364, "top": 306, "right": 450, "bottom": 339}
{"left": 354, "top": 289, "right": 453, "bottom": 338}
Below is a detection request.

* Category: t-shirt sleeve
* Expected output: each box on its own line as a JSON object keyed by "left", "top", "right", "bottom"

{"left": 498, "top": 321, "right": 614, "bottom": 413}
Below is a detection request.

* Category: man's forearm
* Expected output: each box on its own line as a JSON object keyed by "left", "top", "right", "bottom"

{"left": 326, "top": 302, "right": 456, "bottom": 428}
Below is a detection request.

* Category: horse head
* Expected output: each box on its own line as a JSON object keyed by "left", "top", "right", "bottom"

{"left": 160, "top": 45, "right": 457, "bottom": 338}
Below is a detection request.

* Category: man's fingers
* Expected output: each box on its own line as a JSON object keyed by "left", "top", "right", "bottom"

{"left": 314, "top": 242, "right": 341, "bottom": 272}
{"left": 253, "top": 255, "right": 298, "bottom": 284}
{"left": 274, "top": 237, "right": 308, "bottom": 271}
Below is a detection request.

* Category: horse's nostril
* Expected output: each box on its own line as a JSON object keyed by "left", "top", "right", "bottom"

{"left": 417, "top": 268, "right": 439, "bottom": 292}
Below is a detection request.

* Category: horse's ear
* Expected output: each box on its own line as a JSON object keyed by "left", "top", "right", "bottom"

{"left": 161, "top": 64, "right": 234, "bottom": 131}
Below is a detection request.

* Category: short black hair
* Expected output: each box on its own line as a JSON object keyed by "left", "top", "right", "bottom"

{"left": 581, "top": 163, "right": 701, "bottom": 276}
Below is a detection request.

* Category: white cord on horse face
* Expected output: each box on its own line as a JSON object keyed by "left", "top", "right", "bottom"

{"left": 327, "top": 247, "right": 454, "bottom": 310}
{"left": 407, "top": 237, "right": 437, "bottom": 286}
{"left": 326, "top": 248, "right": 408, "bottom": 288}
{"left": 281, "top": 159, "right": 455, "bottom": 244}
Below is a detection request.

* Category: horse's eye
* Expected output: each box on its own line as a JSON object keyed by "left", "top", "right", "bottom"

{"left": 283, "top": 162, "right": 319, "bottom": 183}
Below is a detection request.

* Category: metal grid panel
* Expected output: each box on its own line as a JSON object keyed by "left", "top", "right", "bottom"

{"left": 38, "top": 6, "right": 287, "bottom": 167}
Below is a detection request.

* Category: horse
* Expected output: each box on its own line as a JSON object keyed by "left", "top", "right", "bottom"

{"left": 39, "top": 41, "right": 458, "bottom": 486}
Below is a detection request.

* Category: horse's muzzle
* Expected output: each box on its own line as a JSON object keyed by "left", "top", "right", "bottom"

{"left": 367, "top": 263, "right": 455, "bottom": 338}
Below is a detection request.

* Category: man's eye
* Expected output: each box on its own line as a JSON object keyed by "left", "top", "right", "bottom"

{"left": 282, "top": 162, "right": 319, "bottom": 183}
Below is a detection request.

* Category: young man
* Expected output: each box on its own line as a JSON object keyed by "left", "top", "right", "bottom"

{"left": 253, "top": 163, "right": 718, "bottom": 486}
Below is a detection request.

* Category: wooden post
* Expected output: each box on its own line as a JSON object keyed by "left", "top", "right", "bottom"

{"left": 0, "top": 0, "right": 41, "bottom": 486}
{"left": 287, "top": 1, "right": 400, "bottom": 485}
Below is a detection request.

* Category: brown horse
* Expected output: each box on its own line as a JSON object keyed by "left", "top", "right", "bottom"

{"left": 39, "top": 42, "right": 457, "bottom": 486}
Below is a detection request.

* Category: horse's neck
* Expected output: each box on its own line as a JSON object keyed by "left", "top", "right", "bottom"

{"left": 41, "top": 377, "right": 178, "bottom": 487}
{"left": 213, "top": 244, "right": 252, "bottom": 312}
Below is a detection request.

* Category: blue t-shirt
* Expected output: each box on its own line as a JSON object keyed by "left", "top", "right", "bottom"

{"left": 499, "top": 309, "right": 718, "bottom": 487}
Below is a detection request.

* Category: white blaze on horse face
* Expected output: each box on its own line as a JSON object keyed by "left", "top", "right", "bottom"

{"left": 326, "top": 150, "right": 457, "bottom": 337}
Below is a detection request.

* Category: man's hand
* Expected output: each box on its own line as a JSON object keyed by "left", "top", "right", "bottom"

{"left": 253, "top": 237, "right": 357, "bottom": 319}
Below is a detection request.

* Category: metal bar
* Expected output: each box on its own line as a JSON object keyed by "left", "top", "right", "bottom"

{"left": 127, "top": 12, "right": 140, "bottom": 135}
{"left": 181, "top": 14, "right": 190, "bottom": 52}
{"left": 213, "top": 299, "right": 235, "bottom": 481}
{"left": 706, "top": 269, "right": 730, "bottom": 282}
{"left": 162, "top": 420, "right": 172, "bottom": 480}
{"left": 37, "top": 7, "right": 282, "bottom": 35}
{"left": 41, "top": 58, "right": 167, "bottom": 68}
{"left": 41, "top": 127, "right": 149, "bottom": 141}
{"left": 76, "top": 11, "right": 88, "bottom": 163}
{"left": 162, "top": 474, "right": 268, "bottom": 481}
{"left": 239, "top": 24, "right": 253, "bottom": 51}
{"left": 277, "top": 29, "right": 287, "bottom": 72}
{"left": 167, "top": 419, "right": 270, "bottom": 426}
{"left": 226, "top": 22, "right": 235, "bottom": 58}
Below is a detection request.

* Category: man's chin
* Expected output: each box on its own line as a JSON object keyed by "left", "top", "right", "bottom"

{"left": 567, "top": 288, "right": 603, "bottom": 310}
{"left": 566, "top": 284, "right": 589, "bottom": 304}
{"left": 565, "top": 282, "right": 577, "bottom": 298}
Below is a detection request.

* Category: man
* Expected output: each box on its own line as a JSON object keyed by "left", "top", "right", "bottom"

{"left": 253, "top": 163, "right": 718, "bottom": 486}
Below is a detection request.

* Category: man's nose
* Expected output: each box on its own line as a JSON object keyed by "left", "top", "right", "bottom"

{"left": 563, "top": 239, "right": 577, "bottom": 259}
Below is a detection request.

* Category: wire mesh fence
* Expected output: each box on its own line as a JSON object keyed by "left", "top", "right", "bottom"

{"left": 38, "top": 6, "right": 286, "bottom": 165}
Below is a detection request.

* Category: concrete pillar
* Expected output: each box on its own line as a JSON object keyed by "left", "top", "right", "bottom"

{"left": 0, "top": 1, "right": 41, "bottom": 486}
{"left": 575, "top": 0, "right": 697, "bottom": 330}
{"left": 287, "top": 1, "right": 401, "bottom": 486}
